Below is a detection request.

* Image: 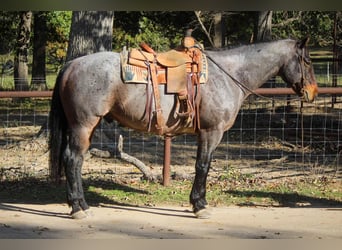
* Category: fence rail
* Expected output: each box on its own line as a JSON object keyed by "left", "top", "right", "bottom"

{"left": 1, "top": 87, "right": 342, "bottom": 99}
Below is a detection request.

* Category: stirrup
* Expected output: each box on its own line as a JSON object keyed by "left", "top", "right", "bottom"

{"left": 177, "top": 110, "right": 192, "bottom": 118}
{"left": 177, "top": 97, "right": 193, "bottom": 118}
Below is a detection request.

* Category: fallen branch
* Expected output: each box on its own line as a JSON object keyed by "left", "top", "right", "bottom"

{"left": 116, "top": 135, "right": 155, "bottom": 181}
{"left": 90, "top": 135, "right": 156, "bottom": 181}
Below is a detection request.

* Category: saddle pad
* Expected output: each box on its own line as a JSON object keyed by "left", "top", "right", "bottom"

{"left": 198, "top": 53, "right": 208, "bottom": 83}
{"left": 122, "top": 64, "right": 149, "bottom": 83}
{"left": 121, "top": 64, "right": 166, "bottom": 84}
{"left": 121, "top": 48, "right": 147, "bottom": 83}
{"left": 129, "top": 48, "right": 155, "bottom": 62}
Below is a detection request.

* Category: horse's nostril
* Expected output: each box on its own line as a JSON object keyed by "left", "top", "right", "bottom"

{"left": 304, "top": 89, "right": 315, "bottom": 103}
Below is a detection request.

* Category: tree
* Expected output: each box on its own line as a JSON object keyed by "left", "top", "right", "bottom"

{"left": 194, "top": 11, "right": 216, "bottom": 48}
{"left": 213, "top": 12, "right": 225, "bottom": 48}
{"left": 255, "top": 11, "right": 273, "bottom": 42}
{"left": 112, "top": 11, "right": 193, "bottom": 51}
{"left": 14, "top": 11, "right": 32, "bottom": 90}
{"left": 31, "top": 11, "right": 48, "bottom": 90}
{"left": 66, "top": 11, "right": 114, "bottom": 61}
{"left": 0, "top": 11, "right": 19, "bottom": 54}
{"left": 45, "top": 11, "right": 72, "bottom": 71}
{"left": 272, "top": 11, "right": 337, "bottom": 47}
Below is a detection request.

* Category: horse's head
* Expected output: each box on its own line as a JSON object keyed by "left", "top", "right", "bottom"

{"left": 279, "top": 37, "right": 318, "bottom": 103}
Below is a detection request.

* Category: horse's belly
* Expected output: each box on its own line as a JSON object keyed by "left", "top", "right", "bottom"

{"left": 107, "top": 105, "right": 148, "bottom": 131}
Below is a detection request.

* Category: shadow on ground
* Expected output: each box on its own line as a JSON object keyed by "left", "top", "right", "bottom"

{"left": 225, "top": 189, "right": 342, "bottom": 208}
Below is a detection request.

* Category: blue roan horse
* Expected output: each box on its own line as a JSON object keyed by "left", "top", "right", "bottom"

{"left": 49, "top": 37, "right": 318, "bottom": 219}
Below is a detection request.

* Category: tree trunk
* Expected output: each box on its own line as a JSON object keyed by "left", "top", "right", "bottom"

{"left": 213, "top": 12, "right": 224, "bottom": 48}
{"left": 66, "top": 11, "right": 114, "bottom": 61}
{"left": 31, "top": 11, "right": 47, "bottom": 90}
{"left": 255, "top": 11, "right": 273, "bottom": 42}
{"left": 14, "top": 11, "right": 32, "bottom": 91}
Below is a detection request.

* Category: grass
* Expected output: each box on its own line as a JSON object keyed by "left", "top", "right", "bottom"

{"left": 80, "top": 166, "right": 342, "bottom": 208}
{"left": 0, "top": 98, "right": 50, "bottom": 111}
{"left": 0, "top": 73, "right": 57, "bottom": 90}
{"left": 1, "top": 167, "right": 341, "bottom": 209}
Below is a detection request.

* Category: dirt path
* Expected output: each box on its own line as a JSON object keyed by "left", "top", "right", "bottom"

{"left": 1, "top": 127, "right": 341, "bottom": 239}
{"left": 0, "top": 203, "right": 341, "bottom": 239}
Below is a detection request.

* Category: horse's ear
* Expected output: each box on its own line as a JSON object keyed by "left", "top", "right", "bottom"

{"left": 298, "top": 36, "right": 310, "bottom": 49}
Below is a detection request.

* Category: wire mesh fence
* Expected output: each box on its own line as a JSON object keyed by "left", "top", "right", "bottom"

{"left": 0, "top": 61, "right": 341, "bottom": 180}
{"left": 1, "top": 92, "right": 340, "bottom": 180}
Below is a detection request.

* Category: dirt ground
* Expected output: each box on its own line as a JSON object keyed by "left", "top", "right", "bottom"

{"left": 1, "top": 125, "right": 341, "bottom": 239}
{"left": 1, "top": 202, "right": 341, "bottom": 239}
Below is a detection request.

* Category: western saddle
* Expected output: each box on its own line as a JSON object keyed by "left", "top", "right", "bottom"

{"left": 120, "top": 30, "right": 208, "bottom": 134}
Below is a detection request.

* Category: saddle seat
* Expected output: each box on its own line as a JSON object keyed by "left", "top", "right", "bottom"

{"left": 128, "top": 46, "right": 191, "bottom": 67}
{"left": 157, "top": 49, "right": 192, "bottom": 67}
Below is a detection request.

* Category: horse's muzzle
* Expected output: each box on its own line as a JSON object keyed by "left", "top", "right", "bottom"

{"left": 303, "top": 83, "right": 318, "bottom": 103}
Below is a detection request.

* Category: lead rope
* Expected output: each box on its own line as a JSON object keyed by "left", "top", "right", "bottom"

{"left": 205, "top": 53, "right": 274, "bottom": 101}
{"left": 299, "top": 50, "right": 306, "bottom": 167}
{"left": 301, "top": 101, "right": 305, "bottom": 166}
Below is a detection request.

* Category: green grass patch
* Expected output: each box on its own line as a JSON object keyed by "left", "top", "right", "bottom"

{"left": 0, "top": 73, "right": 57, "bottom": 90}
{"left": 81, "top": 171, "right": 342, "bottom": 208}
{"left": 0, "top": 173, "right": 341, "bottom": 209}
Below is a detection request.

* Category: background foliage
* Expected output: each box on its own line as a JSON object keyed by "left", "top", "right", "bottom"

{"left": 0, "top": 11, "right": 340, "bottom": 80}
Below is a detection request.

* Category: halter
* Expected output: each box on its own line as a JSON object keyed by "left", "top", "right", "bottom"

{"left": 297, "top": 47, "right": 311, "bottom": 91}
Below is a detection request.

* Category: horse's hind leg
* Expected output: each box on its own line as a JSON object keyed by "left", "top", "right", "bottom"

{"left": 63, "top": 124, "right": 97, "bottom": 219}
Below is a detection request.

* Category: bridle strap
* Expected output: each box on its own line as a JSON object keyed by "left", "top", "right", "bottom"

{"left": 297, "top": 48, "right": 307, "bottom": 89}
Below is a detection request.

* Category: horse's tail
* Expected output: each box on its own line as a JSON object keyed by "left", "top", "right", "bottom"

{"left": 49, "top": 67, "right": 68, "bottom": 183}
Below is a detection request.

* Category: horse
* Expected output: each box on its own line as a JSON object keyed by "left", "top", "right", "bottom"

{"left": 49, "top": 37, "right": 318, "bottom": 219}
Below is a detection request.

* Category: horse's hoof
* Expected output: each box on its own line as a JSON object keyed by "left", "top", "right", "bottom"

{"left": 84, "top": 209, "right": 94, "bottom": 217}
{"left": 71, "top": 210, "right": 87, "bottom": 219}
{"left": 195, "top": 207, "right": 212, "bottom": 219}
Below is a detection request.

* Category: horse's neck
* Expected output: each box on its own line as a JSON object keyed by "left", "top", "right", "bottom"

{"left": 215, "top": 41, "right": 293, "bottom": 90}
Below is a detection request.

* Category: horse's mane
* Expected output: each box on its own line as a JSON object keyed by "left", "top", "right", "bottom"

{"left": 205, "top": 39, "right": 295, "bottom": 53}
{"left": 204, "top": 38, "right": 297, "bottom": 71}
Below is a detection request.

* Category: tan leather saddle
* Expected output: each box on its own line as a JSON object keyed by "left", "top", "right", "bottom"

{"left": 120, "top": 35, "right": 208, "bottom": 134}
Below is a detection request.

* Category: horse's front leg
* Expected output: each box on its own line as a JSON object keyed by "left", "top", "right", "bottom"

{"left": 190, "top": 129, "right": 224, "bottom": 218}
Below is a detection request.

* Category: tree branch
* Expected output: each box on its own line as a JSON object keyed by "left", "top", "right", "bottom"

{"left": 272, "top": 12, "right": 302, "bottom": 27}
{"left": 194, "top": 11, "right": 216, "bottom": 48}
{"left": 90, "top": 134, "right": 156, "bottom": 181}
